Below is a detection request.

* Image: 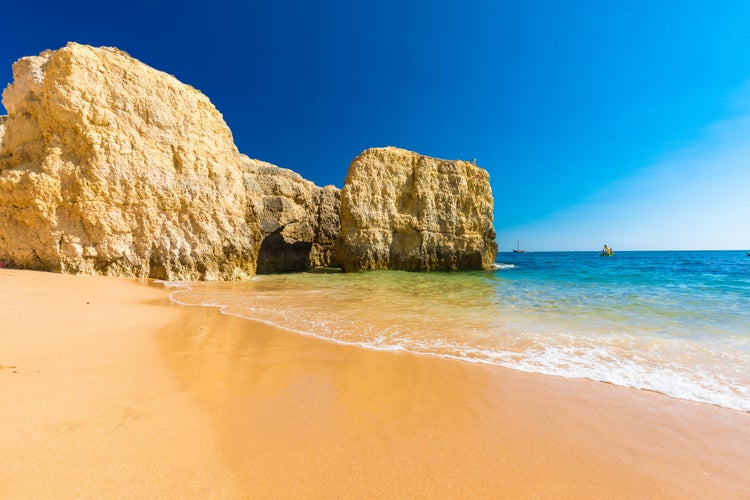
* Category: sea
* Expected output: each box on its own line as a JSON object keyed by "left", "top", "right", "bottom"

{"left": 162, "top": 251, "right": 750, "bottom": 412}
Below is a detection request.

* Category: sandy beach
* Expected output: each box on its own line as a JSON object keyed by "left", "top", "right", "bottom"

{"left": 2, "top": 269, "right": 749, "bottom": 498}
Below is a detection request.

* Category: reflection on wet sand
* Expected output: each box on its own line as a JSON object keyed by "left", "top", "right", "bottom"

{"left": 159, "top": 306, "right": 494, "bottom": 495}
{"left": 158, "top": 304, "right": 750, "bottom": 497}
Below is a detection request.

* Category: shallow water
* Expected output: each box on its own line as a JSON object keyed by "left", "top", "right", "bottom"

{"left": 163, "top": 251, "right": 750, "bottom": 411}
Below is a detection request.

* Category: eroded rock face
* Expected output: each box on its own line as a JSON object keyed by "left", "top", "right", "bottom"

{"left": 335, "top": 147, "right": 497, "bottom": 272}
{"left": 0, "top": 43, "right": 260, "bottom": 280}
{"left": 241, "top": 156, "right": 340, "bottom": 273}
{"left": 310, "top": 184, "right": 341, "bottom": 268}
{"left": 0, "top": 116, "right": 6, "bottom": 150}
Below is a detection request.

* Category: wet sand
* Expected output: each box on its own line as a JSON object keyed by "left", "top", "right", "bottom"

{"left": 2, "top": 269, "right": 749, "bottom": 497}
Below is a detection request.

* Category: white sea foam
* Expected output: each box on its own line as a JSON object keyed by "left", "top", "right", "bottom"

{"left": 155, "top": 266, "right": 750, "bottom": 413}
{"left": 153, "top": 279, "right": 188, "bottom": 289}
{"left": 487, "top": 343, "right": 750, "bottom": 412}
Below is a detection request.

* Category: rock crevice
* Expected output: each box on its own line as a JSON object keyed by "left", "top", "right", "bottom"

{"left": 241, "top": 156, "right": 340, "bottom": 273}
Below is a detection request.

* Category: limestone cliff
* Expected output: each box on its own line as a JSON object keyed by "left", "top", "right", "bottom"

{"left": 0, "top": 43, "right": 260, "bottom": 280}
{"left": 335, "top": 147, "right": 497, "bottom": 272}
{"left": 241, "top": 156, "right": 340, "bottom": 273}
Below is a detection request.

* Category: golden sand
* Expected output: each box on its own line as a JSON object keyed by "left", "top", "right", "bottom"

{"left": 1, "top": 269, "right": 749, "bottom": 498}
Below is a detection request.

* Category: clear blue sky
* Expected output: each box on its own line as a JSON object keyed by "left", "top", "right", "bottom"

{"left": 2, "top": 1, "right": 749, "bottom": 251}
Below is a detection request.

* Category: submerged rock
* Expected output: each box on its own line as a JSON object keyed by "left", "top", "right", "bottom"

{"left": 0, "top": 43, "right": 260, "bottom": 280}
{"left": 335, "top": 147, "right": 497, "bottom": 272}
{"left": 242, "top": 156, "right": 340, "bottom": 273}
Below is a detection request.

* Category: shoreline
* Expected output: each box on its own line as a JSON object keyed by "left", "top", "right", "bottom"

{"left": 2, "top": 269, "right": 749, "bottom": 497}
{"left": 169, "top": 280, "right": 749, "bottom": 413}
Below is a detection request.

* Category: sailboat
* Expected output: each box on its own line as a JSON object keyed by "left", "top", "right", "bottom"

{"left": 512, "top": 240, "right": 526, "bottom": 253}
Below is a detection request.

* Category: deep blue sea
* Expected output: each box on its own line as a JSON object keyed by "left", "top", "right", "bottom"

{"left": 164, "top": 251, "right": 750, "bottom": 412}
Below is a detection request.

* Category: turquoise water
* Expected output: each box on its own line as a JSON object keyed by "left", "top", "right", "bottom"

{"left": 163, "top": 251, "right": 750, "bottom": 412}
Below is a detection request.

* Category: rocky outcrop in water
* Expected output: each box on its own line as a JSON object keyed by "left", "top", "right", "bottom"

{"left": 335, "top": 147, "right": 497, "bottom": 272}
{"left": 0, "top": 43, "right": 260, "bottom": 280}
{"left": 242, "top": 156, "right": 340, "bottom": 273}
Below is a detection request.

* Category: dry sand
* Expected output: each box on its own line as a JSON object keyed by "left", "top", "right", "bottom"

{"left": 2, "top": 269, "right": 749, "bottom": 498}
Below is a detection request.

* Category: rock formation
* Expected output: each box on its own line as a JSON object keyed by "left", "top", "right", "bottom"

{"left": 335, "top": 147, "right": 497, "bottom": 272}
{"left": 0, "top": 44, "right": 498, "bottom": 279}
{"left": 0, "top": 43, "right": 260, "bottom": 280}
{"left": 0, "top": 116, "right": 6, "bottom": 150}
{"left": 310, "top": 184, "right": 341, "bottom": 268}
{"left": 241, "top": 156, "right": 340, "bottom": 273}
